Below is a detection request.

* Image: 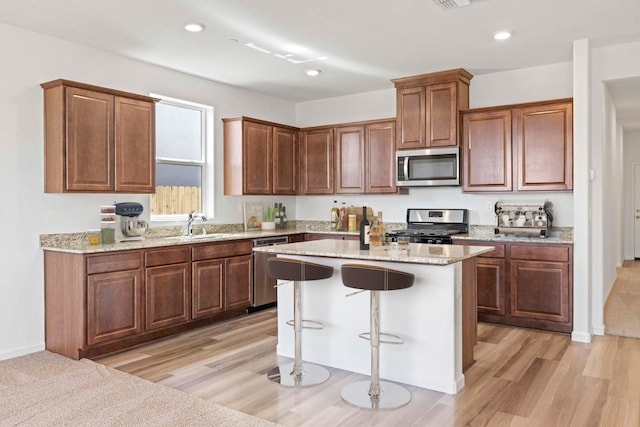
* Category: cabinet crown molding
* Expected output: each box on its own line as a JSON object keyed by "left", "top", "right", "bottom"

{"left": 391, "top": 68, "right": 474, "bottom": 88}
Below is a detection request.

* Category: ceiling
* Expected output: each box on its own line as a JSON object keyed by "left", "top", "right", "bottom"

{"left": 2, "top": 0, "right": 640, "bottom": 127}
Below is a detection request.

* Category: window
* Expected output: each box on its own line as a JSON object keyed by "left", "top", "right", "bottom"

{"left": 151, "top": 95, "right": 213, "bottom": 221}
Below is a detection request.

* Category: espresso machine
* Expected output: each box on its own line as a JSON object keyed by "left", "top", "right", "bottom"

{"left": 494, "top": 200, "right": 553, "bottom": 238}
{"left": 115, "top": 202, "right": 148, "bottom": 242}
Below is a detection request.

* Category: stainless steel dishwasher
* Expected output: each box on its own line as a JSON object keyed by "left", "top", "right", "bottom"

{"left": 252, "top": 235, "right": 289, "bottom": 309}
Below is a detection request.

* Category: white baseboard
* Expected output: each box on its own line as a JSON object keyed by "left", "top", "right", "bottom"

{"left": 592, "top": 325, "right": 605, "bottom": 336}
{"left": 0, "top": 344, "right": 45, "bottom": 361}
{"left": 571, "top": 331, "right": 592, "bottom": 343}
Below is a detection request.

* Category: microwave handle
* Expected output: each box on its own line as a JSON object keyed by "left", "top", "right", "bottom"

{"left": 403, "top": 157, "right": 409, "bottom": 181}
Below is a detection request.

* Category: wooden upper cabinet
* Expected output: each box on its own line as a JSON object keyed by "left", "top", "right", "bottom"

{"left": 395, "top": 87, "right": 425, "bottom": 150}
{"left": 115, "top": 97, "right": 155, "bottom": 192}
{"left": 514, "top": 102, "right": 573, "bottom": 191}
{"left": 41, "top": 79, "right": 157, "bottom": 193}
{"left": 64, "top": 87, "right": 114, "bottom": 191}
{"left": 273, "top": 126, "right": 298, "bottom": 194}
{"left": 462, "top": 110, "right": 513, "bottom": 192}
{"left": 300, "top": 127, "right": 335, "bottom": 194}
{"left": 427, "top": 82, "right": 458, "bottom": 147}
{"left": 393, "top": 68, "right": 472, "bottom": 150}
{"left": 461, "top": 98, "right": 573, "bottom": 193}
{"left": 335, "top": 125, "right": 365, "bottom": 193}
{"left": 243, "top": 120, "right": 273, "bottom": 194}
{"left": 365, "top": 120, "right": 397, "bottom": 193}
{"left": 223, "top": 117, "right": 298, "bottom": 195}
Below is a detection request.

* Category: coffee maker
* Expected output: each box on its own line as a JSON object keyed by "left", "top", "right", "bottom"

{"left": 494, "top": 200, "right": 553, "bottom": 238}
{"left": 115, "top": 202, "right": 148, "bottom": 242}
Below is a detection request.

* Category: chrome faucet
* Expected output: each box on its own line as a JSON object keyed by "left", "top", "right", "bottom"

{"left": 187, "top": 210, "right": 207, "bottom": 235}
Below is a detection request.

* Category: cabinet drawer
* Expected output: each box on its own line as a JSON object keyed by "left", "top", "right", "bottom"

{"left": 87, "top": 252, "right": 141, "bottom": 274}
{"left": 145, "top": 247, "right": 191, "bottom": 267}
{"left": 192, "top": 240, "right": 252, "bottom": 261}
{"left": 510, "top": 245, "right": 570, "bottom": 262}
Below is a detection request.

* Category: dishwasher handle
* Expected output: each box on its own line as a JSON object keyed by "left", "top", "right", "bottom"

{"left": 253, "top": 236, "right": 289, "bottom": 247}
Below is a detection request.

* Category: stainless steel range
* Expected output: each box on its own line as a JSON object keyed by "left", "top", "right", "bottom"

{"left": 387, "top": 208, "right": 468, "bottom": 244}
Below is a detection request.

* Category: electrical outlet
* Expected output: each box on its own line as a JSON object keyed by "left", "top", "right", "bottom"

{"left": 486, "top": 202, "right": 493, "bottom": 211}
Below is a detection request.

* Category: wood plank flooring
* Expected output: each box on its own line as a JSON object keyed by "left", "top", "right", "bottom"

{"left": 96, "top": 309, "right": 640, "bottom": 426}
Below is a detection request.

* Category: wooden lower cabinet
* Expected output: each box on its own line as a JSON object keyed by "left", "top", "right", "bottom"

{"left": 225, "top": 255, "right": 253, "bottom": 310}
{"left": 192, "top": 259, "right": 224, "bottom": 319}
{"left": 476, "top": 257, "right": 507, "bottom": 316}
{"left": 145, "top": 263, "right": 191, "bottom": 331}
{"left": 456, "top": 239, "right": 572, "bottom": 333}
{"left": 44, "top": 239, "right": 254, "bottom": 360}
{"left": 87, "top": 269, "right": 143, "bottom": 346}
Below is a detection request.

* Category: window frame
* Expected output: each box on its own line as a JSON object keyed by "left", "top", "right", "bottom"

{"left": 150, "top": 94, "right": 214, "bottom": 223}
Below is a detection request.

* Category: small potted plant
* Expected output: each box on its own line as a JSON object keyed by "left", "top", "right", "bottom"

{"left": 262, "top": 204, "right": 276, "bottom": 230}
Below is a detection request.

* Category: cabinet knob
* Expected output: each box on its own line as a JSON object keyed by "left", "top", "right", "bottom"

{"left": 636, "top": 216, "right": 640, "bottom": 219}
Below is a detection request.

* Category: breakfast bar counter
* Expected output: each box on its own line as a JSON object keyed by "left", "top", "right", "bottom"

{"left": 253, "top": 239, "right": 493, "bottom": 394}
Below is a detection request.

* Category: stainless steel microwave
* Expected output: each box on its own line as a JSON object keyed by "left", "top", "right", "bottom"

{"left": 396, "top": 147, "right": 460, "bottom": 187}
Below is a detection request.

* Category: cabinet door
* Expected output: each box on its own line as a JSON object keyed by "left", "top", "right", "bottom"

{"left": 426, "top": 82, "right": 458, "bottom": 147}
{"left": 115, "top": 97, "right": 155, "bottom": 193}
{"left": 396, "top": 87, "right": 425, "bottom": 150}
{"left": 192, "top": 259, "right": 224, "bottom": 319}
{"left": 243, "top": 120, "right": 273, "bottom": 194}
{"left": 365, "top": 121, "right": 397, "bottom": 193}
{"left": 145, "top": 263, "right": 191, "bottom": 330}
{"left": 87, "top": 269, "right": 142, "bottom": 345}
{"left": 224, "top": 254, "right": 252, "bottom": 311}
{"left": 335, "top": 126, "right": 365, "bottom": 194}
{"left": 300, "top": 128, "right": 334, "bottom": 194}
{"left": 462, "top": 110, "right": 513, "bottom": 192}
{"left": 273, "top": 126, "right": 297, "bottom": 194}
{"left": 510, "top": 260, "right": 570, "bottom": 323}
{"left": 65, "top": 87, "right": 114, "bottom": 191}
{"left": 514, "top": 102, "right": 573, "bottom": 191}
{"left": 476, "top": 257, "right": 507, "bottom": 315}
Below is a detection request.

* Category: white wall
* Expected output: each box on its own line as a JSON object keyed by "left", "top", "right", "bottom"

{"left": 0, "top": 23, "right": 298, "bottom": 359}
{"left": 295, "top": 62, "right": 575, "bottom": 226}
{"left": 590, "top": 40, "right": 640, "bottom": 336}
{"left": 623, "top": 131, "right": 640, "bottom": 259}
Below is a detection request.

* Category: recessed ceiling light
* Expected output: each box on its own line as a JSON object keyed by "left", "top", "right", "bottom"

{"left": 305, "top": 69, "right": 321, "bottom": 77}
{"left": 184, "top": 23, "right": 205, "bottom": 33}
{"left": 494, "top": 31, "right": 512, "bottom": 41}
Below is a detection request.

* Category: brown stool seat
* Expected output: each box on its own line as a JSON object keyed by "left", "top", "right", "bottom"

{"left": 341, "top": 264, "right": 414, "bottom": 291}
{"left": 268, "top": 257, "right": 334, "bottom": 282}
{"left": 266, "top": 257, "right": 333, "bottom": 388}
{"left": 340, "top": 263, "right": 414, "bottom": 410}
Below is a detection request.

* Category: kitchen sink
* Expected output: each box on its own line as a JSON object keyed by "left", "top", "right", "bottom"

{"left": 160, "top": 233, "right": 233, "bottom": 242}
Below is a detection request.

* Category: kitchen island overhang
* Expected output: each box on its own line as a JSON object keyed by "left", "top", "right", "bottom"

{"left": 253, "top": 239, "right": 493, "bottom": 394}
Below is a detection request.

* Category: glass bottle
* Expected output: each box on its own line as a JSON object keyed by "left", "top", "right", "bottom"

{"left": 331, "top": 200, "right": 339, "bottom": 230}
{"left": 360, "top": 206, "right": 370, "bottom": 250}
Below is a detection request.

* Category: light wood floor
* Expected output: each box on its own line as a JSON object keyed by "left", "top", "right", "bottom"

{"left": 97, "top": 309, "right": 640, "bottom": 426}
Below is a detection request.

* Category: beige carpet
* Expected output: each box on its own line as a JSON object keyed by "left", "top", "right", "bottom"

{"left": 0, "top": 351, "right": 279, "bottom": 426}
{"left": 604, "top": 260, "right": 640, "bottom": 339}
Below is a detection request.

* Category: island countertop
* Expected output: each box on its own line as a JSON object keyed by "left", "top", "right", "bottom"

{"left": 252, "top": 239, "right": 494, "bottom": 265}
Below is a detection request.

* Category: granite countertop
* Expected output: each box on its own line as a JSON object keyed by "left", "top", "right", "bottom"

{"left": 452, "top": 225, "right": 573, "bottom": 245}
{"left": 39, "top": 227, "right": 358, "bottom": 254}
{"left": 253, "top": 239, "right": 494, "bottom": 266}
{"left": 40, "top": 222, "right": 572, "bottom": 254}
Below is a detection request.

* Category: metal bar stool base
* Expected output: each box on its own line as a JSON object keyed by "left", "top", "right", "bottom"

{"left": 341, "top": 380, "right": 411, "bottom": 410}
{"left": 267, "top": 362, "right": 330, "bottom": 387}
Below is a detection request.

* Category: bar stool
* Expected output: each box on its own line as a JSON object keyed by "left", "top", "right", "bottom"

{"left": 340, "top": 263, "right": 415, "bottom": 410}
{"left": 266, "top": 257, "right": 334, "bottom": 387}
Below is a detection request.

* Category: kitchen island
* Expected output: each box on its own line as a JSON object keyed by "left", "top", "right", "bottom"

{"left": 253, "top": 239, "right": 493, "bottom": 394}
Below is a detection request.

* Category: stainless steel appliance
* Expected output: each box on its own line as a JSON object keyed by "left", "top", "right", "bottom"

{"left": 387, "top": 208, "right": 468, "bottom": 244}
{"left": 252, "top": 235, "right": 289, "bottom": 309}
{"left": 494, "top": 200, "right": 552, "bottom": 238}
{"left": 114, "top": 202, "right": 148, "bottom": 242}
{"left": 396, "top": 147, "right": 460, "bottom": 187}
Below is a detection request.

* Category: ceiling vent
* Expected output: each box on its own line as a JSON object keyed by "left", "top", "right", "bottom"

{"left": 433, "top": 0, "right": 471, "bottom": 9}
